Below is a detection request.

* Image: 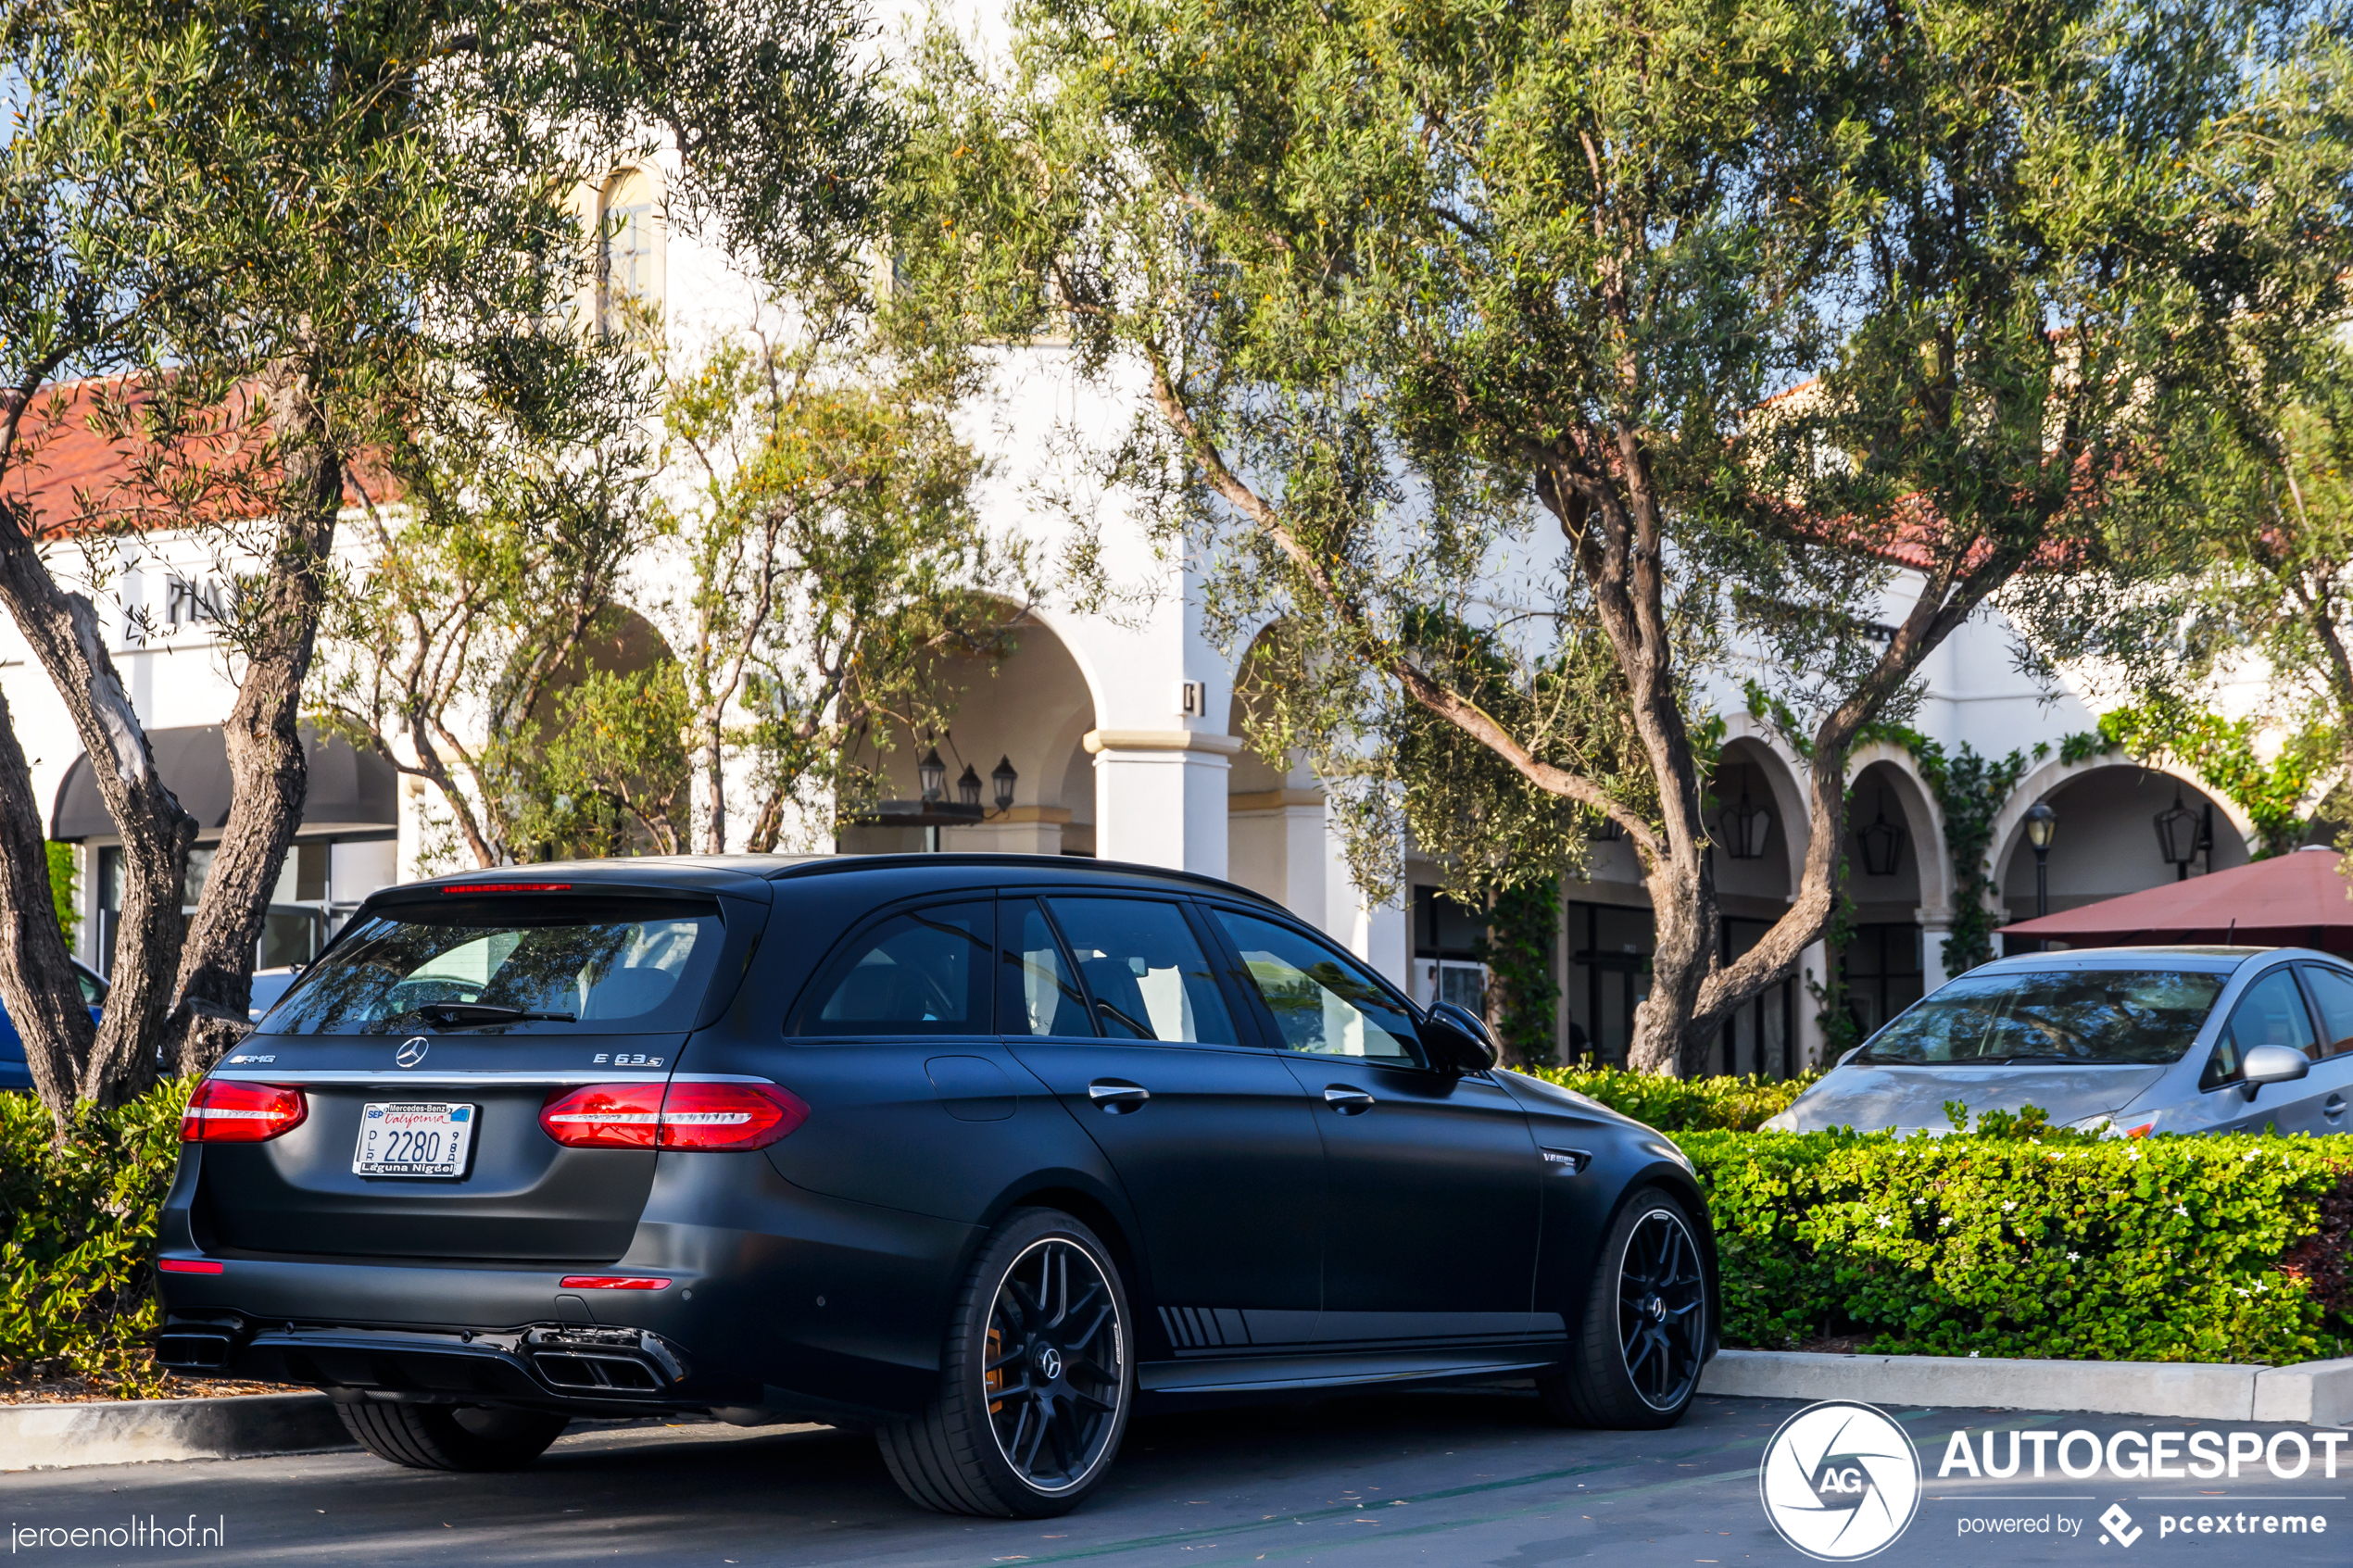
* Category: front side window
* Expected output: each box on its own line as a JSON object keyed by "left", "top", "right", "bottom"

{"left": 1213, "top": 909, "right": 1419, "bottom": 1064}
{"left": 802, "top": 902, "right": 992, "bottom": 1035}
{"left": 264, "top": 896, "right": 722, "bottom": 1035}
{"left": 1046, "top": 897, "right": 1237, "bottom": 1045}
{"left": 1855, "top": 968, "right": 2226, "bottom": 1066}
{"left": 2202, "top": 967, "right": 2320, "bottom": 1088}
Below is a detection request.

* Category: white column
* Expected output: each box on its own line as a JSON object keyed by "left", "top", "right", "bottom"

{"left": 1318, "top": 809, "right": 1409, "bottom": 989}
{"left": 1796, "top": 936, "right": 1831, "bottom": 1070}
{"left": 1916, "top": 909, "right": 1953, "bottom": 993}
{"left": 1087, "top": 730, "right": 1237, "bottom": 877}
{"left": 1225, "top": 790, "right": 1327, "bottom": 925}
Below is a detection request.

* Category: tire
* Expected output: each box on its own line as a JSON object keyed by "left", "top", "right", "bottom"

{"left": 1538, "top": 1188, "right": 1709, "bottom": 1429}
{"left": 878, "top": 1207, "right": 1134, "bottom": 1517}
{"left": 334, "top": 1400, "right": 570, "bottom": 1471}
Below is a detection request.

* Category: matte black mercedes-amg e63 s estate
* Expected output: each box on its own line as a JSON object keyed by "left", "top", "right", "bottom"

{"left": 156, "top": 856, "right": 1717, "bottom": 1516}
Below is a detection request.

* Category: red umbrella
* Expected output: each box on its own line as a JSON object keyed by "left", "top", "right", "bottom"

{"left": 1998, "top": 846, "right": 2353, "bottom": 954}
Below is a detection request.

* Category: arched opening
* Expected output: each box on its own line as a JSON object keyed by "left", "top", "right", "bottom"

{"left": 1700, "top": 742, "right": 1806, "bottom": 1077}
{"left": 835, "top": 608, "right": 1099, "bottom": 856}
{"left": 1839, "top": 758, "right": 1934, "bottom": 1039}
{"left": 1997, "top": 764, "right": 2250, "bottom": 947}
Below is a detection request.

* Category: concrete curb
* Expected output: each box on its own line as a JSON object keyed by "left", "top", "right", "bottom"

{"left": 0, "top": 1393, "right": 353, "bottom": 1471}
{"left": 1699, "top": 1348, "right": 2353, "bottom": 1425}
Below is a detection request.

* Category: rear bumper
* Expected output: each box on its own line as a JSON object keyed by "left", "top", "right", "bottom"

{"left": 156, "top": 1149, "right": 983, "bottom": 1422}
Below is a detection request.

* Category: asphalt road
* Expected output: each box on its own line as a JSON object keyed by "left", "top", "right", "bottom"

{"left": 1, "top": 1390, "right": 2346, "bottom": 1566}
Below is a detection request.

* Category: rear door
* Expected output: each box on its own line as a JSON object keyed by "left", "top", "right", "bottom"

{"left": 1002, "top": 895, "right": 1326, "bottom": 1348}
{"left": 1206, "top": 905, "right": 1545, "bottom": 1348}
{"left": 193, "top": 887, "right": 752, "bottom": 1261}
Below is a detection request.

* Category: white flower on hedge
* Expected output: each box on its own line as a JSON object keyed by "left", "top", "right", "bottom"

{"left": 1940, "top": 1216, "right": 1955, "bottom": 1227}
{"left": 2003, "top": 1200, "right": 2018, "bottom": 1211}
{"left": 2174, "top": 1204, "right": 2188, "bottom": 1217}
{"left": 1876, "top": 1214, "right": 1894, "bottom": 1227}
{"left": 2068, "top": 1251, "right": 2081, "bottom": 1261}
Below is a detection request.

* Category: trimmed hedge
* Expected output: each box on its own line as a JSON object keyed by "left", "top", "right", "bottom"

{"left": 0, "top": 1080, "right": 188, "bottom": 1396}
{"left": 1526, "top": 1064, "right": 1818, "bottom": 1132}
{"left": 1685, "top": 1127, "right": 2353, "bottom": 1364}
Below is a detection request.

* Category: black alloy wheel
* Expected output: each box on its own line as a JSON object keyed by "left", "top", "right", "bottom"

{"left": 879, "top": 1208, "right": 1134, "bottom": 1516}
{"left": 1538, "top": 1189, "right": 1710, "bottom": 1428}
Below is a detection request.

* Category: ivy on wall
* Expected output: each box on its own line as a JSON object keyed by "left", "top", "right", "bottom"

{"left": 1477, "top": 877, "right": 1562, "bottom": 1068}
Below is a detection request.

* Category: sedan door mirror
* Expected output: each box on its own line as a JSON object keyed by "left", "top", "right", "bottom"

{"left": 1424, "top": 1001, "right": 1500, "bottom": 1076}
{"left": 2239, "top": 1043, "right": 2311, "bottom": 1101}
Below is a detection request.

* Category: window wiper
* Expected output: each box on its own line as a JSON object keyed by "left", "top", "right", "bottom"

{"left": 411, "top": 1002, "right": 577, "bottom": 1028}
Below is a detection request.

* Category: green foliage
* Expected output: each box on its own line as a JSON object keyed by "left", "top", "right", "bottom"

{"left": 1525, "top": 1065, "right": 1818, "bottom": 1133}
{"left": 1478, "top": 879, "right": 1562, "bottom": 1068}
{"left": 0, "top": 1081, "right": 190, "bottom": 1396}
{"left": 1687, "top": 1130, "right": 2352, "bottom": 1361}
{"left": 519, "top": 662, "right": 696, "bottom": 858}
{"left": 44, "top": 844, "right": 78, "bottom": 946}
{"left": 2096, "top": 701, "right": 2327, "bottom": 858}
{"left": 2057, "top": 731, "right": 2113, "bottom": 767}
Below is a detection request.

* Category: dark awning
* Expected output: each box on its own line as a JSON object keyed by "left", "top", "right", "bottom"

{"left": 1998, "top": 846, "right": 2353, "bottom": 956}
{"left": 51, "top": 722, "right": 397, "bottom": 843}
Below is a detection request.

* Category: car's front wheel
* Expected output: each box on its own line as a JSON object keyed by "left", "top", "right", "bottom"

{"left": 879, "top": 1208, "right": 1134, "bottom": 1517}
{"left": 1539, "top": 1188, "right": 1709, "bottom": 1428}
{"left": 334, "top": 1400, "right": 570, "bottom": 1470}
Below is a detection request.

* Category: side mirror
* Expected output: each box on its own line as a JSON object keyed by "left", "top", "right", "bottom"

{"left": 2240, "top": 1044, "right": 2311, "bottom": 1101}
{"left": 1425, "top": 1001, "right": 1500, "bottom": 1076}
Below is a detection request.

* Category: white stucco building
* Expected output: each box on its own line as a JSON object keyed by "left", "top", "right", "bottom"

{"left": 1, "top": 153, "right": 2290, "bottom": 1077}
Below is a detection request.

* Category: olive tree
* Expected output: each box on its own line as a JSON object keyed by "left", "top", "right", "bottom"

{"left": 894, "top": 0, "right": 2337, "bottom": 1072}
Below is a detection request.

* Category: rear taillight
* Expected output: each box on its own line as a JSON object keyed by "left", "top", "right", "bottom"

{"left": 182, "top": 1079, "right": 307, "bottom": 1143}
{"left": 654, "top": 1081, "right": 809, "bottom": 1150}
{"left": 539, "top": 1084, "right": 664, "bottom": 1148}
{"left": 538, "top": 1081, "right": 808, "bottom": 1152}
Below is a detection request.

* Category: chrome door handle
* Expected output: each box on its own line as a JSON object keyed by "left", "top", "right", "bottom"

{"left": 1323, "top": 1085, "right": 1376, "bottom": 1114}
{"left": 1087, "top": 1080, "right": 1150, "bottom": 1112}
{"left": 2326, "top": 1094, "right": 2347, "bottom": 1118}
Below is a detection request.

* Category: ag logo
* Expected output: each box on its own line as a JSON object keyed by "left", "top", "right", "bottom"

{"left": 1758, "top": 1399, "right": 1921, "bottom": 1561}
{"left": 396, "top": 1036, "right": 430, "bottom": 1068}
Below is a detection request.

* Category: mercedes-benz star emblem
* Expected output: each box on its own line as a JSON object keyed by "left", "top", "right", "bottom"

{"left": 1037, "top": 1346, "right": 1063, "bottom": 1381}
{"left": 396, "top": 1036, "right": 430, "bottom": 1068}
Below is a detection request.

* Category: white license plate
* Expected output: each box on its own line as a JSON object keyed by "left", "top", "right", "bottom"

{"left": 353, "top": 1103, "right": 476, "bottom": 1178}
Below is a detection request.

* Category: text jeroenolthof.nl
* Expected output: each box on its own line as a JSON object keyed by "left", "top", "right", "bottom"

{"left": 8, "top": 1515, "right": 224, "bottom": 1551}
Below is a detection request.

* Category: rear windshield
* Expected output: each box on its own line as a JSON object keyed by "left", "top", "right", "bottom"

{"left": 260, "top": 896, "right": 724, "bottom": 1035}
{"left": 1856, "top": 968, "right": 2226, "bottom": 1065}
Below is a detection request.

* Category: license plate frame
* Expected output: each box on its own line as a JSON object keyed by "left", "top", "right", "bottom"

{"left": 352, "top": 1102, "right": 477, "bottom": 1179}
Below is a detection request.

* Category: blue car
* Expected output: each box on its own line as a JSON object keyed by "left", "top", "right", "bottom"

{"left": 0, "top": 960, "right": 109, "bottom": 1092}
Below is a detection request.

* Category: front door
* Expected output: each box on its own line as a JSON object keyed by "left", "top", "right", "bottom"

{"left": 1207, "top": 906, "right": 1545, "bottom": 1348}
{"left": 1000, "top": 895, "right": 1325, "bottom": 1352}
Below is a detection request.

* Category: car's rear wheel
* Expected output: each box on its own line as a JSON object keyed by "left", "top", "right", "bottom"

{"left": 334, "top": 1400, "right": 570, "bottom": 1471}
{"left": 1539, "top": 1188, "right": 1708, "bottom": 1428}
{"left": 879, "top": 1208, "right": 1133, "bottom": 1517}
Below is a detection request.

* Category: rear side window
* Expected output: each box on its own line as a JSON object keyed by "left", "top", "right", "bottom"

{"left": 2302, "top": 966, "right": 2353, "bottom": 1057}
{"left": 802, "top": 902, "right": 993, "bottom": 1035}
{"left": 265, "top": 896, "right": 723, "bottom": 1035}
{"left": 1046, "top": 897, "right": 1238, "bottom": 1045}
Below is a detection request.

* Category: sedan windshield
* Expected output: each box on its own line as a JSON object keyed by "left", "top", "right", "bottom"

{"left": 1855, "top": 968, "right": 2226, "bottom": 1065}
{"left": 262, "top": 896, "right": 724, "bottom": 1035}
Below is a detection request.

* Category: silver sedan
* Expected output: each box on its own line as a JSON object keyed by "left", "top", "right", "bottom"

{"left": 1765, "top": 947, "right": 2353, "bottom": 1137}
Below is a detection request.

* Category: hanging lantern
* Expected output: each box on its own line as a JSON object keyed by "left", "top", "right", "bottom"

{"left": 956, "top": 764, "right": 983, "bottom": 809}
{"left": 1856, "top": 795, "right": 1906, "bottom": 878}
{"left": 2153, "top": 787, "right": 2199, "bottom": 877}
{"left": 1722, "top": 776, "right": 1772, "bottom": 860}
{"left": 992, "top": 756, "right": 1019, "bottom": 812}
{"left": 917, "top": 747, "right": 947, "bottom": 802}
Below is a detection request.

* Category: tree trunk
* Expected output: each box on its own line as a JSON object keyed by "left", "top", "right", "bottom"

{"left": 164, "top": 411, "right": 341, "bottom": 1076}
{"left": 0, "top": 684, "right": 99, "bottom": 1134}
{"left": 0, "top": 503, "right": 195, "bottom": 1108}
